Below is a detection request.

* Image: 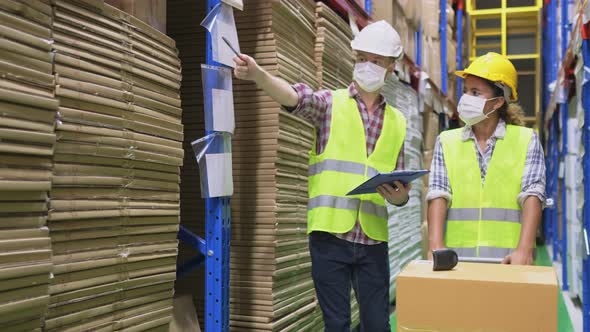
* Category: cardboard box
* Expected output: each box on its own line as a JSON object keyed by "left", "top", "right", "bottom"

{"left": 422, "top": 0, "right": 440, "bottom": 38}
{"left": 397, "top": 261, "right": 558, "bottom": 332}
{"left": 422, "top": 107, "right": 439, "bottom": 151}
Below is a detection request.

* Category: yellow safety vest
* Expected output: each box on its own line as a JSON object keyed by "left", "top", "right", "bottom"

{"left": 440, "top": 124, "right": 532, "bottom": 258}
{"left": 307, "top": 89, "right": 406, "bottom": 241}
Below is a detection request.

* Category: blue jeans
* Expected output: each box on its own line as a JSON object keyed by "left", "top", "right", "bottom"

{"left": 309, "top": 231, "right": 390, "bottom": 332}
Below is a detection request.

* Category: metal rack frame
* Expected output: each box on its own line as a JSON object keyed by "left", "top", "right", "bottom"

{"left": 543, "top": 0, "right": 590, "bottom": 329}
{"left": 176, "top": 1, "right": 232, "bottom": 331}
{"left": 466, "top": 0, "right": 543, "bottom": 127}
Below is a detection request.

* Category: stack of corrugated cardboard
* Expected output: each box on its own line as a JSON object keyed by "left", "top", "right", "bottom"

{"left": 0, "top": 1, "right": 55, "bottom": 330}
{"left": 230, "top": 1, "right": 327, "bottom": 330}
{"left": 382, "top": 76, "right": 424, "bottom": 300}
{"left": 45, "top": 1, "right": 182, "bottom": 330}
{"left": 314, "top": 2, "right": 353, "bottom": 90}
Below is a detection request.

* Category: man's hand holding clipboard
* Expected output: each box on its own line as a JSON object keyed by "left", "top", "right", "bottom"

{"left": 347, "top": 170, "right": 429, "bottom": 206}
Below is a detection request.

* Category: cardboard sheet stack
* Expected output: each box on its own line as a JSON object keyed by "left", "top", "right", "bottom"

{"left": 166, "top": 0, "right": 208, "bottom": 319}
{"left": 382, "top": 76, "right": 424, "bottom": 300}
{"left": 421, "top": 91, "right": 441, "bottom": 259}
{"left": 421, "top": 0, "right": 442, "bottom": 89}
{"left": 230, "top": 0, "right": 337, "bottom": 330}
{"left": 314, "top": 2, "right": 353, "bottom": 90}
{"left": 45, "top": 1, "right": 182, "bottom": 330}
{"left": 0, "top": 1, "right": 56, "bottom": 330}
{"left": 372, "top": 0, "right": 420, "bottom": 63}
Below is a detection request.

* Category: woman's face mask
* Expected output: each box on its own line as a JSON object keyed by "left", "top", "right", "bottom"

{"left": 457, "top": 94, "right": 500, "bottom": 126}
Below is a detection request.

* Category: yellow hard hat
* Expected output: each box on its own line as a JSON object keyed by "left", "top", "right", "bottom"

{"left": 456, "top": 52, "right": 518, "bottom": 102}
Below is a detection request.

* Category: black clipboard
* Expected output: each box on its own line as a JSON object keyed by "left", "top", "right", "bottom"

{"left": 346, "top": 170, "right": 430, "bottom": 196}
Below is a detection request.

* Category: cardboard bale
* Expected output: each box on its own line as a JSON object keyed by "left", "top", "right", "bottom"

{"left": 44, "top": 0, "right": 182, "bottom": 330}
{"left": 422, "top": 106, "right": 440, "bottom": 151}
{"left": 397, "top": 261, "right": 558, "bottom": 332}
{"left": 314, "top": 2, "right": 354, "bottom": 90}
{"left": 0, "top": 2, "right": 57, "bottom": 329}
{"left": 382, "top": 74, "right": 424, "bottom": 301}
{"left": 422, "top": 0, "right": 440, "bottom": 38}
{"left": 104, "top": 0, "right": 166, "bottom": 33}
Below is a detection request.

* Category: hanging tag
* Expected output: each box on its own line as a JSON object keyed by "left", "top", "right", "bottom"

{"left": 201, "top": 3, "right": 241, "bottom": 67}
{"left": 192, "top": 132, "right": 233, "bottom": 198}
{"left": 222, "top": 0, "right": 243, "bottom": 11}
{"left": 201, "top": 64, "right": 234, "bottom": 134}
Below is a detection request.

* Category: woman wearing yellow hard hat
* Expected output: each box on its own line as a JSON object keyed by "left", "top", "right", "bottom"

{"left": 426, "top": 52, "right": 546, "bottom": 265}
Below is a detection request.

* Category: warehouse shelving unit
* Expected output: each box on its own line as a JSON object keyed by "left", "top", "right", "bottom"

{"left": 173, "top": 1, "right": 457, "bottom": 331}
{"left": 542, "top": 0, "right": 590, "bottom": 329}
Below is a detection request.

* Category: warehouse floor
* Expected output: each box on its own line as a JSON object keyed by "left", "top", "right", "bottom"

{"left": 388, "top": 246, "right": 576, "bottom": 331}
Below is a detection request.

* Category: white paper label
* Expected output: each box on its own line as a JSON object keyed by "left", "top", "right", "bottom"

{"left": 212, "top": 88, "right": 235, "bottom": 134}
{"left": 206, "top": 153, "right": 233, "bottom": 197}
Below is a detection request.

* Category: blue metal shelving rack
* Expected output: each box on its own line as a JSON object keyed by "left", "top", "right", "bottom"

{"left": 176, "top": 1, "right": 232, "bottom": 331}
{"left": 544, "top": 0, "right": 590, "bottom": 329}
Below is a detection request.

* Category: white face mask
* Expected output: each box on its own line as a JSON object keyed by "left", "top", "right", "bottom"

{"left": 457, "top": 94, "right": 499, "bottom": 126}
{"left": 353, "top": 62, "right": 388, "bottom": 92}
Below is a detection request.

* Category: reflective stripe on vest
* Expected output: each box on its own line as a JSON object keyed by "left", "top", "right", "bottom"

{"left": 440, "top": 125, "right": 532, "bottom": 258}
{"left": 308, "top": 195, "right": 388, "bottom": 219}
{"left": 449, "top": 247, "right": 512, "bottom": 259}
{"left": 306, "top": 89, "right": 406, "bottom": 241}
{"left": 308, "top": 159, "right": 380, "bottom": 177}
{"left": 447, "top": 208, "right": 521, "bottom": 223}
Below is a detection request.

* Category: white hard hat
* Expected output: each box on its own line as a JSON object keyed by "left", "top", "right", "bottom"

{"left": 351, "top": 20, "right": 403, "bottom": 58}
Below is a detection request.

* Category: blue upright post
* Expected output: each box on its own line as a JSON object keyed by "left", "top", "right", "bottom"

{"left": 543, "top": 19, "right": 553, "bottom": 245}
{"left": 440, "top": 0, "right": 448, "bottom": 95}
{"left": 364, "top": 0, "right": 371, "bottom": 14}
{"left": 581, "top": 34, "right": 590, "bottom": 332}
{"left": 560, "top": 0, "right": 569, "bottom": 291}
{"left": 544, "top": 127, "right": 553, "bottom": 242}
{"left": 549, "top": 0, "right": 558, "bottom": 85}
{"left": 456, "top": 1, "right": 463, "bottom": 103}
{"left": 205, "top": 1, "right": 231, "bottom": 331}
{"left": 552, "top": 112, "right": 560, "bottom": 262}
{"left": 416, "top": 23, "right": 422, "bottom": 67}
{"left": 546, "top": 0, "right": 559, "bottom": 261}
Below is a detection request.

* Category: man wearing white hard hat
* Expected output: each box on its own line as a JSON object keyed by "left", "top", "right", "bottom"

{"left": 233, "top": 20, "right": 408, "bottom": 331}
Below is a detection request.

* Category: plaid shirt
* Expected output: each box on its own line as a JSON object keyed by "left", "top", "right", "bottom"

{"left": 426, "top": 119, "right": 546, "bottom": 206}
{"left": 290, "top": 82, "right": 405, "bottom": 245}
